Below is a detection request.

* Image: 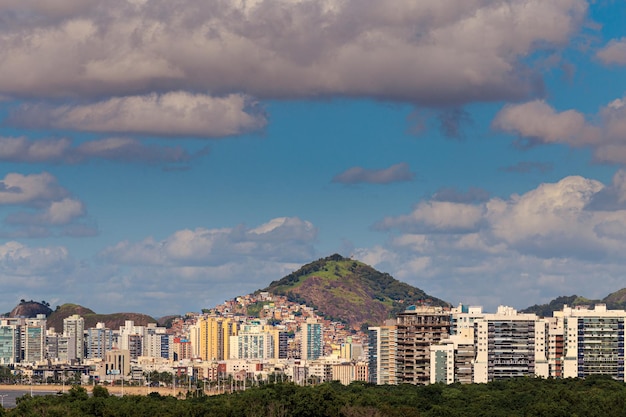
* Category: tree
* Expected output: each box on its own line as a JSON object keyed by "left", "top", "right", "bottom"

{"left": 67, "top": 385, "right": 89, "bottom": 401}
{"left": 92, "top": 385, "right": 109, "bottom": 398}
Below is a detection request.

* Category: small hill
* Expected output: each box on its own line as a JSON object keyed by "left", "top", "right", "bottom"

{"left": 522, "top": 289, "right": 626, "bottom": 317}
{"left": 603, "top": 288, "right": 626, "bottom": 310}
{"left": 521, "top": 295, "right": 588, "bottom": 317}
{"left": 157, "top": 315, "right": 180, "bottom": 329}
{"left": 46, "top": 304, "right": 156, "bottom": 331}
{"left": 9, "top": 300, "right": 53, "bottom": 318}
{"left": 262, "top": 254, "right": 449, "bottom": 329}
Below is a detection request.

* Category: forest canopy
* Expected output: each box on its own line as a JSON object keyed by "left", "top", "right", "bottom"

{"left": 2, "top": 376, "right": 626, "bottom": 417}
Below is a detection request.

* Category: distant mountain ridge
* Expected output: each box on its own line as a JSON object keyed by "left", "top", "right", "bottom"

{"left": 6, "top": 301, "right": 157, "bottom": 331}
{"left": 262, "top": 253, "right": 449, "bottom": 329}
{"left": 522, "top": 288, "right": 626, "bottom": 317}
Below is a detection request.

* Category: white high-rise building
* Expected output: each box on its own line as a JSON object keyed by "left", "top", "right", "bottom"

{"left": 23, "top": 315, "right": 47, "bottom": 363}
{"left": 0, "top": 320, "right": 20, "bottom": 364}
{"left": 473, "top": 306, "right": 549, "bottom": 383}
{"left": 300, "top": 319, "right": 322, "bottom": 360}
{"left": 118, "top": 320, "right": 145, "bottom": 359}
{"left": 86, "top": 323, "right": 113, "bottom": 360}
{"left": 143, "top": 323, "right": 169, "bottom": 359}
{"left": 555, "top": 304, "right": 626, "bottom": 381}
{"left": 63, "top": 314, "right": 85, "bottom": 361}
{"left": 229, "top": 324, "right": 274, "bottom": 360}
{"left": 368, "top": 322, "right": 398, "bottom": 385}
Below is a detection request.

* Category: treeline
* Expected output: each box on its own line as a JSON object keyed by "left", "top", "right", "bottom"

{"left": 4, "top": 375, "right": 626, "bottom": 416}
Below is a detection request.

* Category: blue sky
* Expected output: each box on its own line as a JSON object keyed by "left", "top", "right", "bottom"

{"left": 1, "top": 0, "right": 626, "bottom": 316}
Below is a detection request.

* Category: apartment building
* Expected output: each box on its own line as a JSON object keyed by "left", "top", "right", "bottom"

{"left": 396, "top": 305, "right": 451, "bottom": 384}
{"left": 63, "top": 314, "right": 85, "bottom": 361}
{"left": 368, "top": 322, "right": 398, "bottom": 384}
{"left": 0, "top": 320, "right": 20, "bottom": 364}
{"left": 473, "top": 306, "right": 549, "bottom": 383}
{"left": 86, "top": 323, "right": 113, "bottom": 360}
{"left": 300, "top": 319, "right": 323, "bottom": 360}
{"left": 195, "top": 316, "right": 238, "bottom": 361}
{"left": 230, "top": 324, "right": 274, "bottom": 360}
{"left": 556, "top": 304, "right": 626, "bottom": 380}
{"left": 23, "top": 316, "right": 47, "bottom": 363}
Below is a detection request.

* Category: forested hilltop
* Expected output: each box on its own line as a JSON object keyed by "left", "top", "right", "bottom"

{"left": 522, "top": 288, "right": 626, "bottom": 317}
{"left": 3, "top": 376, "right": 625, "bottom": 417}
{"left": 262, "top": 254, "right": 449, "bottom": 329}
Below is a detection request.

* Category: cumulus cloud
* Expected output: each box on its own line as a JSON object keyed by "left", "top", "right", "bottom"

{"left": 597, "top": 38, "right": 626, "bottom": 65}
{"left": 0, "top": 241, "right": 73, "bottom": 276}
{"left": 585, "top": 169, "right": 626, "bottom": 211}
{"left": 90, "top": 217, "right": 320, "bottom": 313}
{"left": 0, "top": 136, "right": 201, "bottom": 165}
{"left": 492, "top": 100, "right": 601, "bottom": 147}
{"left": 6, "top": 198, "right": 84, "bottom": 226}
{"left": 0, "top": 172, "right": 90, "bottom": 235}
{"left": 375, "top": 174, "right": 626, "bottom": 260}
{"left": 101, "top": 216, "right": 317, "bottom": 267}
{"left": 376, "top": 201, "right": 485, "bottom": 233}
{"left": 0, "top": 172, "right": 67, "bottom": 205}
{"left": 360, "top": 174, "right": 626, "bottom": 311}
{"left": 0, "top": 0, "right": 586, "bottom": 105}
{"left": 10, "top": 92, "right": 266, "bottom": 137}
{"left": 332, "top": 163, "right": 414, "bottom": 185}
{"left": 493, "top": 97, "right": 626, "bottom": 164}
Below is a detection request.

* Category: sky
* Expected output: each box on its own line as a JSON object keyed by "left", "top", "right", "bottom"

{"left": 1, "top": 0, "right": 626, "bottom": 317}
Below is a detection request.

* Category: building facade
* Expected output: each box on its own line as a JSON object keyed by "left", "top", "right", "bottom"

{"left": 397, "top": 306, "right": 451, "bottom": 384}
{"left": 557, "top": 304, "right": 626, "bottom": 380}
{"left": 301, "top": 319, "right": 323, "bottom": 360}
{"left": 368, "top": 323, "right": 398, "bottom": 384}
{"left": 63, "top": 314, "right": 85, "bottom": 361}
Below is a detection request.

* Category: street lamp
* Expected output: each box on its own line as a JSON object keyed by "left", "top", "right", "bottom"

{"left": 0, "top": 394, "right": 8, "bottom": 408}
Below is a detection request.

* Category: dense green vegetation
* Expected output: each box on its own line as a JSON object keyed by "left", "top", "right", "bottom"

{"left": 5, "top": 376, "right": 626, "bottom": 416}
{"left": 522, "top": 288, "right": 626, "bottom": 317}
{"left": 246, "top": 301, "right": 270, "bottom": 317}
{"left": 522, "top": 295, "right": 584, "bottom": 317}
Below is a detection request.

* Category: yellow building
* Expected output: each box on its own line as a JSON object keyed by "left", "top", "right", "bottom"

{"left": 197, "top": 317, "right": 238, "bottom": 361}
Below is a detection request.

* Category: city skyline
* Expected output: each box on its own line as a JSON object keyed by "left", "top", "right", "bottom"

{"left": 0, "top": 1, "right": 625, "bottom": 316}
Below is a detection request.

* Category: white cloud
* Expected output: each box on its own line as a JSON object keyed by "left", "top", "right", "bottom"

{"left": 41, "top": 198, "right": 85, "bottom": 225}
{"left": 493, "top": 97, "right": 626, "bottom": 164}
{"left": 87, "top": 217, "right": 318, "bottom": 314}
{"left": 0, "top": 241, "right": 72, "bottom": 276}
{"left": 363, "top": 174, "right": 626, "bottom": 311}
{"left": 492, "top": 100, "right": 601, "bottom": 146}
{"left": 10, "top": 92, "right": 266, "bottom": 137}
{"left": 377, "top": 201, "right": 484, "bottom": 233}
{"left": 101, "top": 216, "right": 317, "bottom": 266}
{"left": 597, "top": 38, "right": 626, "bottom": 65}
{"left": 0, "top": 0, "right": 586, "bottom": 105}
{"left": 0, "top": 172, "right": 90, "bottom": 235}
{"left": 0, "top": 137, "right": 71, "bottom": 163}
{"left": 0, "top": 172, "right": 67, "bottom": 205}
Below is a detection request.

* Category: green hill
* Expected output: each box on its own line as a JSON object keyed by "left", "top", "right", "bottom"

{"left": 603, "top": 288, "right": 626, "bottom": 310}
{"left": 46, "top": 303, "right": 156, "bottom": 331}
{"left": 262, "top": 253, "right": 449, "bottom": 329}
{"left": 522, "top": 289, "right": 626, "bottom": 317}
